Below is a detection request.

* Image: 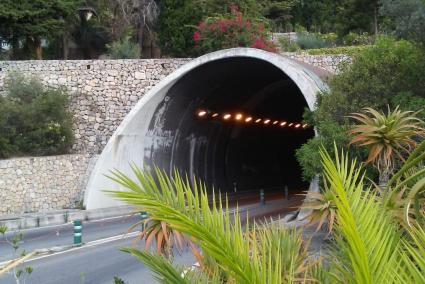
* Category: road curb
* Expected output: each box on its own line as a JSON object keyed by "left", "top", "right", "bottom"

{"left": 0, "top": 205, "right": 135, "bottom": 231}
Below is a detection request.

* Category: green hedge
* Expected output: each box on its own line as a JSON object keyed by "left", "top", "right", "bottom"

{"left": 296, "top": 37, "right": 425, "bottom": 181}
{"left": 305, "top": 45, "right": 369, "bottom": 56}
{"left": 0, "top": 73, "right": 74, "bottom": 158}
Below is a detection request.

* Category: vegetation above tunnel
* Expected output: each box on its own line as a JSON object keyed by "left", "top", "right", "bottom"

{"left": 296, "top": 37, "right": 425, "bottom": 182}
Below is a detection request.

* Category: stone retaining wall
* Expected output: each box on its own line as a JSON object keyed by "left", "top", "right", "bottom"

{"left": 0, "top": 154, "right": 93, "bottom": 214}
{"left": 283, "top": 52, "right": 351, "bottom": 74}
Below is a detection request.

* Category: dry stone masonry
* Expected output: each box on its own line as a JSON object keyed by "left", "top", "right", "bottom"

{"left": 283, "top": 52, "right": 351, "bottom": 74}
{"left": 0, "top": 154, "right": 91, "bottom": 214}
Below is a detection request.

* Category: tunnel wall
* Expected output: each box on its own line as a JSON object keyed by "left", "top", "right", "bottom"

{"left": 84, "top": 48, "right": 329, "bottom": 210}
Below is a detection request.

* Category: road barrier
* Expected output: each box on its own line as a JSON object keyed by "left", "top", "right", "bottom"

{"left": 140, "top": 212, "right": 148, "bottom": 230}
{"left": 73, "top": 220, "right": 82, "bottom": 245}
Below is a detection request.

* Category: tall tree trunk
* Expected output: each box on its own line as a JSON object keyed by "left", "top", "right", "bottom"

{"left": 34, "top": 40, "right": 42, "bottom": 60}
{"left": 11, "top": 37, "right": 20, "bottom": 60}
{"left": 27, "top": 36, "right": 43, "bottom": 59}
{"left": 63, "top": 32, "right": 69, "bottom": 60}
{"left": 137, "top": 23, "right": 144, "bottom": 58}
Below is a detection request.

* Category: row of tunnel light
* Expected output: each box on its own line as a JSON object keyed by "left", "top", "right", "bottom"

{"left": 196, "top": 109, "right": 310, "bottom": 129}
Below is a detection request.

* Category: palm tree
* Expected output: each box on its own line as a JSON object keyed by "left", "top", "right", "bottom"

{"left": 385, "top": 140, "right": 425, "bottom": 227}
{"left": 108, "top": 146, "right": 425, "bottom": 283}
{"left": 348, "top": 106, "right": 424, "bottom": 188}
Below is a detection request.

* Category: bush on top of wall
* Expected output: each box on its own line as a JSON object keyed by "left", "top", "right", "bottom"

{"left": 0, "top": 72, "right": 74, "bottom": 159}
{"left": 193, "top": 7, "right": 277, "bottom": 55}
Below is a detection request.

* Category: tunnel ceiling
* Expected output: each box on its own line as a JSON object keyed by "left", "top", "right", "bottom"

{"left": 145, "top": 57, "right": 315, "bottom": 193}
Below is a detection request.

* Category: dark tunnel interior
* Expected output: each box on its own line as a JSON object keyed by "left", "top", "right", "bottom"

{"left": 144, "top": 57, "right": 315, "bottom": 194}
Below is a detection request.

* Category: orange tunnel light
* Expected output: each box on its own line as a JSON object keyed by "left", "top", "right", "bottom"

{"left": 197, "top": 110, "right": 207, "bottom": 117}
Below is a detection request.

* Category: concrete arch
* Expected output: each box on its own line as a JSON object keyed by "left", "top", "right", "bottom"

{"left": 84, "top": 48, "right": 328, "bottom": 210}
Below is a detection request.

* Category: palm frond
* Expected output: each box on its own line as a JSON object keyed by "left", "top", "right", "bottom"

{"left": 400, "top": 223, "right": 425, "bottom": 283}
{"left": 348, "top": 107, "right": 424, "bottom": 181}
{"left": 121, "top": 248, "right": 194, "bottom": 284}
{"left": 107, "top": 167, "right": 311, "bottom": 284}
{"left": 320, "top": 146, "right": 405, "bottom": 284}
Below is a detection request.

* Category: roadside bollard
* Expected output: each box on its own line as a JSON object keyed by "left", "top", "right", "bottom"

{"left": 140, "top": 211, "right": 148, "bottom": 230}
{"left": 260, "top": 189, "right": 265, "bottom": 205}
{"left": 284, "top": 186, "right": 289, "bottom": 200}
{"left": 73, "top": 220, "right": 82, "bottom": 246}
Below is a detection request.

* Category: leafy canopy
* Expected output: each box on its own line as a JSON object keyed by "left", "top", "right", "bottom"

{"left": 296, "top": 37, "right": 425, "bottom": 181}
{"left": 0, "top": 73, "right": 74, "bottom": 158}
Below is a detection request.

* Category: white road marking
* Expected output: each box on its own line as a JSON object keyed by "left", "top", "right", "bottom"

{"left": 0, "top": 231, "right": 141, "bottom": 266}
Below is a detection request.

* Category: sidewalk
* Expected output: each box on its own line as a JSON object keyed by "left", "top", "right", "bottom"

{"left": 0, "top": 205, "right": 135, "bottom": 230}
{"left": 0, "top": 192, "right": 304, "bottom": 231}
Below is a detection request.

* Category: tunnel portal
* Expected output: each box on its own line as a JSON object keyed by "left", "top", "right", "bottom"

{"left": 84, "top": 48, "right": 328, "bottom": 210}
{"left": 145, "top": 57, "right": 314, "bottom": 194}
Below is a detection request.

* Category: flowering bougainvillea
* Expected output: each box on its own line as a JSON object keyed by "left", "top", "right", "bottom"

{"left": 193, "top": 8, "right": 277, "bottom": 54}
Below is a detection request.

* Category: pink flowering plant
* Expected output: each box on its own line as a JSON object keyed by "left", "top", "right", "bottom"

{"left": 193, "top": 7, "right": 277, "bottom": 54}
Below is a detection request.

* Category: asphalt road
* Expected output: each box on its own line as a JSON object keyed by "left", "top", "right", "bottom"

{"left": 1, "top": 234, "right": 195, "bottom": 284}
{"left": 0, "top": 192, "right": 304, "bottom": 284}
{"left": 0, "top": 214, "right": 142, "bottom": 262}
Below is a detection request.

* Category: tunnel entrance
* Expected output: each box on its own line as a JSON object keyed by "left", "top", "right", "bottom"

{"left": 144, "top": 57, "right": 315, "bottom": 195}
{"left": 85, "top": 48, "right": 327, "bottom": 210}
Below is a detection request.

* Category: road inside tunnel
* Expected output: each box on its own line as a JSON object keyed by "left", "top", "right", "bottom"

{"left": 144, "top": 57, "right": 315, "bottom": 195}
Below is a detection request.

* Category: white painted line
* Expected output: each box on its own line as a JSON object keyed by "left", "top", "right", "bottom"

{"left": 0, "top": 231, "right": 141, "bottom": 266}
{"left": 86, "top": 214, "right": 135, "bottom": 223}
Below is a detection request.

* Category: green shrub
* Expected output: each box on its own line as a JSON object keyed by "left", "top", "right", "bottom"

{"left": 0, "top": 73, "right": 74, "bottom": 158}
{"left": 317, "top": 32, "right": 338, "bottom": 46}
{"left": 193, "top": 9, "right": 276, "bottom": 55}
{"left": 296, "top": 32, "right": 331, "bottom": 49}
{"left": 107, "top": 38, "right": 140, "bottom": 59}
{"left": 306, "top": 45, "right": 368, "bottom": 56}
{"left": 296, "top": 37, "right": 425, "bottom": 181}
{"left": 278, "top": 37, "right": 300, "bottom": 52}
{"left": 342, "top": 32, "right": 375, "bottom": 46}
{"left": 157, "top": 0, "right": 203, "bottom": 57}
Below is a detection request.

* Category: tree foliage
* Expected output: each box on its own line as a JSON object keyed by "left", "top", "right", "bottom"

{"left": 0, "top": 0, "right": 81, "bottom": 59}
{"left": 296, "top": 37, "right": 425, "bottom": 181}
{"left": 0, "top": 73, "right": 74, "bottom": 158}
{"left": 106, "top": 37, "right": 141, "bottom": 59}
{"left": 380, "top": 0, "right": 425, "bottom": 45}
{"left": 157, "top": 0, "right": 203, "bottom": 57}
{"left": 193, "top": 9, "right": 276, "bottom": 55}
{"left": 157, "top": 0, "right": 295, "bottom": 57}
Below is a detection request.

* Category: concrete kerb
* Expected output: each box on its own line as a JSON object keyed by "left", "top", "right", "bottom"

{"left": 0, "top": 205, "right": 135, "bottom": 231}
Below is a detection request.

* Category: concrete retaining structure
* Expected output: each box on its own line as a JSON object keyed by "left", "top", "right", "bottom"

{"left": 0, "top": 154, "right": 93, "bottom": 214}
